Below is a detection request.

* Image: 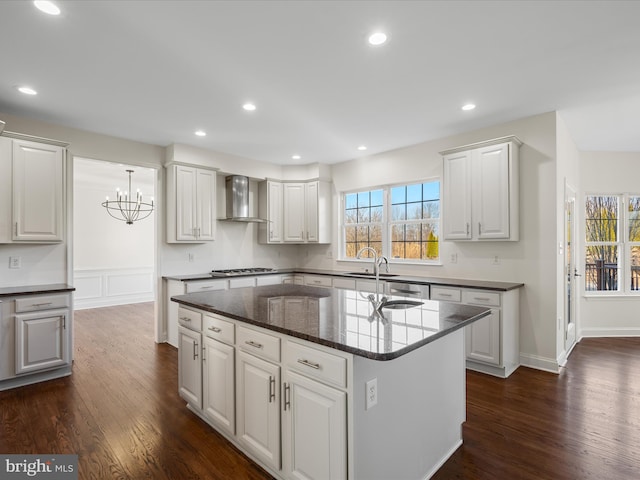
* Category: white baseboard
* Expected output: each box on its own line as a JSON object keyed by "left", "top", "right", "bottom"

{"left": 580, "top": 327, "right": 640, "bottom": 338}
{"left": 519, "top": 353, "right": 560, "bottom": 374}
{"left": 74, "top": 267, "right": 154, "bottom": 310}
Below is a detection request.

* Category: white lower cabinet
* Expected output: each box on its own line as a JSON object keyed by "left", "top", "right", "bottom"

{"left": 237, "top": 349, "right": 281, "bottom": 471}
{"left": 176, "top": 308, "right": 349, "bottom": 479}
{"left": 203, "top": 336, "right": 235, "bottom": 436}
{"left": 282, "top": 369, "right": 347, "bottom": 480}
{"left": 431, "top": 285, "right": 520, "bottom": 378}
{"left": 15, "top": 309, "right": 69, "bottom": 375}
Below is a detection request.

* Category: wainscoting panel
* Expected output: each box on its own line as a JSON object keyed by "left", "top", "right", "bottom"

{"left": 74, "top": 267, "right": 154, "bottom": 310}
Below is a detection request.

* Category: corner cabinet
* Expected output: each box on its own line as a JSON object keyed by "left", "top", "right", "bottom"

{"left": 166, "top": 164, "right": 217, "bottom": 243}
{"left": 0, "top": 135, "right": 67, "bottom": 243}
{"left": 258, "top": 179, "right": 332, "bottom": 244}
{"left": 441, "top": 136, "right": 521, "bottom": 241}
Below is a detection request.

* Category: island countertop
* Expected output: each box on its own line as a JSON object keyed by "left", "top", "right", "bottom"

{"left": 171, "top": 284, "right": 490, "bottom": 361}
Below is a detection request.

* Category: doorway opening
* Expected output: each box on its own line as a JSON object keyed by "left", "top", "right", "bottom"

{"left": 72, "top": 158, "right": 157, "bottom": 328}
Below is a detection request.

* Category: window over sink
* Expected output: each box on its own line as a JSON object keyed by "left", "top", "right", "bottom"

{"left": 341, "top": 179, "right": 440, "bottom": 264}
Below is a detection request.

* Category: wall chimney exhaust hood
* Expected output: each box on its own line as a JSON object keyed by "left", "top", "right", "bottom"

{"left": 222, "top": 175, "right": 267, "bottom": 223}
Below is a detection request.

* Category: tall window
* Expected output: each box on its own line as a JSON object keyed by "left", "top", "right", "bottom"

{"left": 342, "top": 180, "right": 440, "bottom": 263}
{"left": 585, "top": 194, "right": 640, "bottom": 293}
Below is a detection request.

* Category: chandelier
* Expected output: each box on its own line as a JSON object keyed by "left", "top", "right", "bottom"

{"left": 102, "top": 169, "right": 154, "bottom": 225}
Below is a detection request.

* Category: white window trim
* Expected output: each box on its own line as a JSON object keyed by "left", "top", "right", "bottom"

{"left": 584, "top": 193, "right": 640, "bottom": 297}
{"left": 339, "top": 178, "right": 441, "bottom": 265}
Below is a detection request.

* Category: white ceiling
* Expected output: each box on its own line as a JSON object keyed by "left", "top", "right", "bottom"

{"left": 1, "top": 0, "right": 640, "bottom": 165}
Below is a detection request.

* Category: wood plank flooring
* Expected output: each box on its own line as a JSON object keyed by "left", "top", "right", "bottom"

{"left": 1, "top": 303, "right": 639, "bottom": 479}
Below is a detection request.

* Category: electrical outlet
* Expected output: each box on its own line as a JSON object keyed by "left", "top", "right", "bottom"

{"left": 9, "top": 256, "right": 21, "bottom": 269}
{"left": 188, "top": 253, "right": 195, "bottom": 262}
{"left": 491, "top": 255, "right": 500, "bottom": 265}
{"left": 450, "top": 253, "right": 458, "bottom": 264}
{"left": 365, "top": 378, "right": 378, "bottom": 410}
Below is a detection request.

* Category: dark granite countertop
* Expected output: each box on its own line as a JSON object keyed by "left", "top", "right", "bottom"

{"left": 171, "top": 284, "right": 490, "bottom": 361}
{"left": 164, "top": 268, "right": 524, "bottom": 292}
{"left": 0, "top": 283, "right": 76, "bottom": 298}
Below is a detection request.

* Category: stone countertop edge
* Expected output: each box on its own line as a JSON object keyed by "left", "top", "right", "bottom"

{"left": 0, "top": 283, "right": 76, "bottom": 298}
{"left": 171, "top": 294, "right": 491, "bottom": 361}
{"left": 164, "top": 268, "right": 524, "bottom": 292}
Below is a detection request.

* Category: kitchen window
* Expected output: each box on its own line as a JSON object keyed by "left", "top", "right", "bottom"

{"left": 584, "top": 194, "right": 640, "bottom": 294}
{"left": 341, "top": 180, "right": 440, "bottom": 263}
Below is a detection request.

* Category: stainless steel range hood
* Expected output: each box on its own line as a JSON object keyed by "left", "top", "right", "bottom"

{"left": 223, "top": 175, "right": 267, "bottom": 223}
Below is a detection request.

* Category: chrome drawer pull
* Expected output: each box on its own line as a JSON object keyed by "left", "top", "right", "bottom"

{"left": 474, "top": 297, "right": 491, "bottom": 302}
{"left": 269, "top": 376, "right": 276, "bottom": 403}
{"left": 32, "top": 302, "right": 53, "bottom": 307}
{"left": 179, "top": 317, "right": 191, "bottom": 322}
{"left": 439, "top": 293, "right": 452, "bottom": 297}
{"left": 245, "top": 340, "right": 264, "bottom": 349}
{"left": 208, "top": 326, "right": 222, "bottom": 333}
{"left": 297, "top": 359, "right": 320, "bottom": 370}
{"left": 283, "top": 383, "right": 291, "bottom": 411}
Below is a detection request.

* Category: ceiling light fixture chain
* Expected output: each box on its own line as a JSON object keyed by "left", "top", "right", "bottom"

{"left": 101, "top": 169, "right": 154, "bottom": 225}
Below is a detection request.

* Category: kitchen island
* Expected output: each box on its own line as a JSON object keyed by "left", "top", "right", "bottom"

{"left": 172, "top": 284, "right": 490, "bottom": 480}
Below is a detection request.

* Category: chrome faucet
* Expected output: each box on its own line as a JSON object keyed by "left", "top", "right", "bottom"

{"left": 356, "top": 247, "right": 390, "bottom": 310}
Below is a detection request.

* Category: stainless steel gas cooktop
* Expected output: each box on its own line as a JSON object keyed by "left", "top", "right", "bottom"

{"left": 210, "top": 267, "right": 275, "bottom": 277}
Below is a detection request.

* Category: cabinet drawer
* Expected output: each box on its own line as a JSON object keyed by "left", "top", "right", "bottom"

{"left": 204, "top": 314, "right": 235, "bottom": 345}
{"left": 185, "top": 280, "right": 228, "bottom": 293}
{"left": 229, "top": 277, "right": 256, "bottom": 289}
{"left": 431, "top": 287, "right": 461, "bottom": 302}
{"left": 304, "top": 275, "right": 332, "bottom": 287}
{"left": 178, "top": 306, "right": 202, "bottom": 331}
{"left": 285, "top": 341, "right": 347, "bottom": 389}
{"left": 332, "top": 277, "right": 356, "bottom": 290}
{"left": 238, "top": 325, "right": 280, "bottom": 363}
{"left": 462, "top": 290, "right": 501, "bottom": 307}
{"left": 15, "top": 294, "right": 70, "bottom": 313}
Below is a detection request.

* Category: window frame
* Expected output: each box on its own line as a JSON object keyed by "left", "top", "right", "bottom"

{"left": 340, "top": 178, "right": 441, "bottom": 265}
{"left": 584, "top": 193, "right": 640, "bottom": 296}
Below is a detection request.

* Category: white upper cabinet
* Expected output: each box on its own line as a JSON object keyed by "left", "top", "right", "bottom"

{"left": 166, "top": 164, "right": 217, "bottom": 243}
{"left": 442, "top": 136, "right": 521, "bottom": 241}
{"left": 0, "top": 136, "right": 66, "bottom": 243}
{"left": 258, "top": 180, "right": 283, "bottom": 243}
{"left": 259, "top": 179, "right": 332, "bottom": 244}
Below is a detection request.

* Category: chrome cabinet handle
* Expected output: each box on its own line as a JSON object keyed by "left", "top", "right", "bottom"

{"left": 179, "top": 316, "right": 191, "bottom": 322}
{"left": 478, "top": 222, "right": 482, "bottom": 235}
{"left": 32, "top": 302, "right": 53, "bottom": 307}
{"left": 283, "top": 383, "right": 291, "bottom": 411}
{"left": 62, "top": 314, "right": 66, "bottom": 329}
{"left": 193, "top": 341, "right": 199, "bottom": 360}
{"left": 297, "top": 359, "right": 320, "bottom": 370}
{"left": 208, "top": 326, "right": 222, "bottom": 333}
{"left": 439, "top": 293, "right": 453, "bottom": 298}
{"left": 473, "top": 297, "right": 491, "bottom": 302}
{"left": 466, "top": 223, "right": 470, "bottom": 236}
{"left": 269, "top": 376, "right": 276, "bottom": 403}
{"left": 245, "top": 340, "right": 263, "bottom": 349}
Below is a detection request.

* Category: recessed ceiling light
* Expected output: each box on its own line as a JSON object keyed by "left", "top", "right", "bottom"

{"left": 194, "top": 130, "right": 206, "bottom": 137}
{"left": 17, "top": 86, "right": 38, "bottom": 95}
{"left": 292, "top": 155, "right": 301, "bottom": 160}
{"left": 357, "top": 145, "right": 367, "bottom": 151}
{"left": 462, "top": 103, "right": 476, "bottom": 111}
{"left": 34, "top": 1, "right": 60, "bottom": 15}
{"left": 368, "top": 32, "right": 387, "bottom": 46}
{"left": 242, "top": 103, "right": 256, "bottom": 112}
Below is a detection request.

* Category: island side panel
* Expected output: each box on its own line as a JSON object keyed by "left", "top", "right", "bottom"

{"left": 352, "top": 328, "right": 466, "bottom": 480}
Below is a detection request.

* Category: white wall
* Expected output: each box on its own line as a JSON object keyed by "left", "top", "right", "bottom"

{"left": 306, "top": 112, "right": 561, "bottom": 371}
{"left": 579, "top": 151, "right": 640, "bottom": 337}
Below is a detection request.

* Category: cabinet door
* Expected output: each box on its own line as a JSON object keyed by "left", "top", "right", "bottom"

{"left": 284, "top": 183, "right": 306, "bottom": 242}
{"left": 15, "top": 310, "right": 69, "bottom": 374}
{"left": 12, "top": 139, "right": 64, "bottom": 242}
{"left": 178, "top": 326, "right": 202, "bottom": 408}
{"left": 283, "top": 370, "right": 347, "bottom": 480}
{"left": 0, "top": 138, "right": 12, "bottom": 243}
{"left": 305, "top": 181, "right": 319, "bottom": 242}
{"left": 465, "top": 308, "right": 501, "bottom": 366}
{"left": 175, "top": 166, "right": 198, "bottom": 241}
{"left": 474, "top": 143, "right": 510, "bottom": 239}
{"left": 203, "top": 337, "right": 235, "bottom": 436}
{"left": 442, "top": 151, "right": 472, "bottom": 240}
{"left": 268, "top": 181, "right": 283, "bottom": 243}
{"left": 236, "top": 350, "right": 281, "bottom": 471}
{"left": 195, "top": 168, "right": 216, "bottom": 240}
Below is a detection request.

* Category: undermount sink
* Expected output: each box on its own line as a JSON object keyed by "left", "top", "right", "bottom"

{"left": 345, "top": 272, "right": 399, "bottom": 278}
{"left": 380, "top": 300, "right": 424, "bottom": 310}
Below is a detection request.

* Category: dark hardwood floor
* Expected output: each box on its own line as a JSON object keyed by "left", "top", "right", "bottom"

{"left": 1, "top": 303, "right": 639, "bottom": 479}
